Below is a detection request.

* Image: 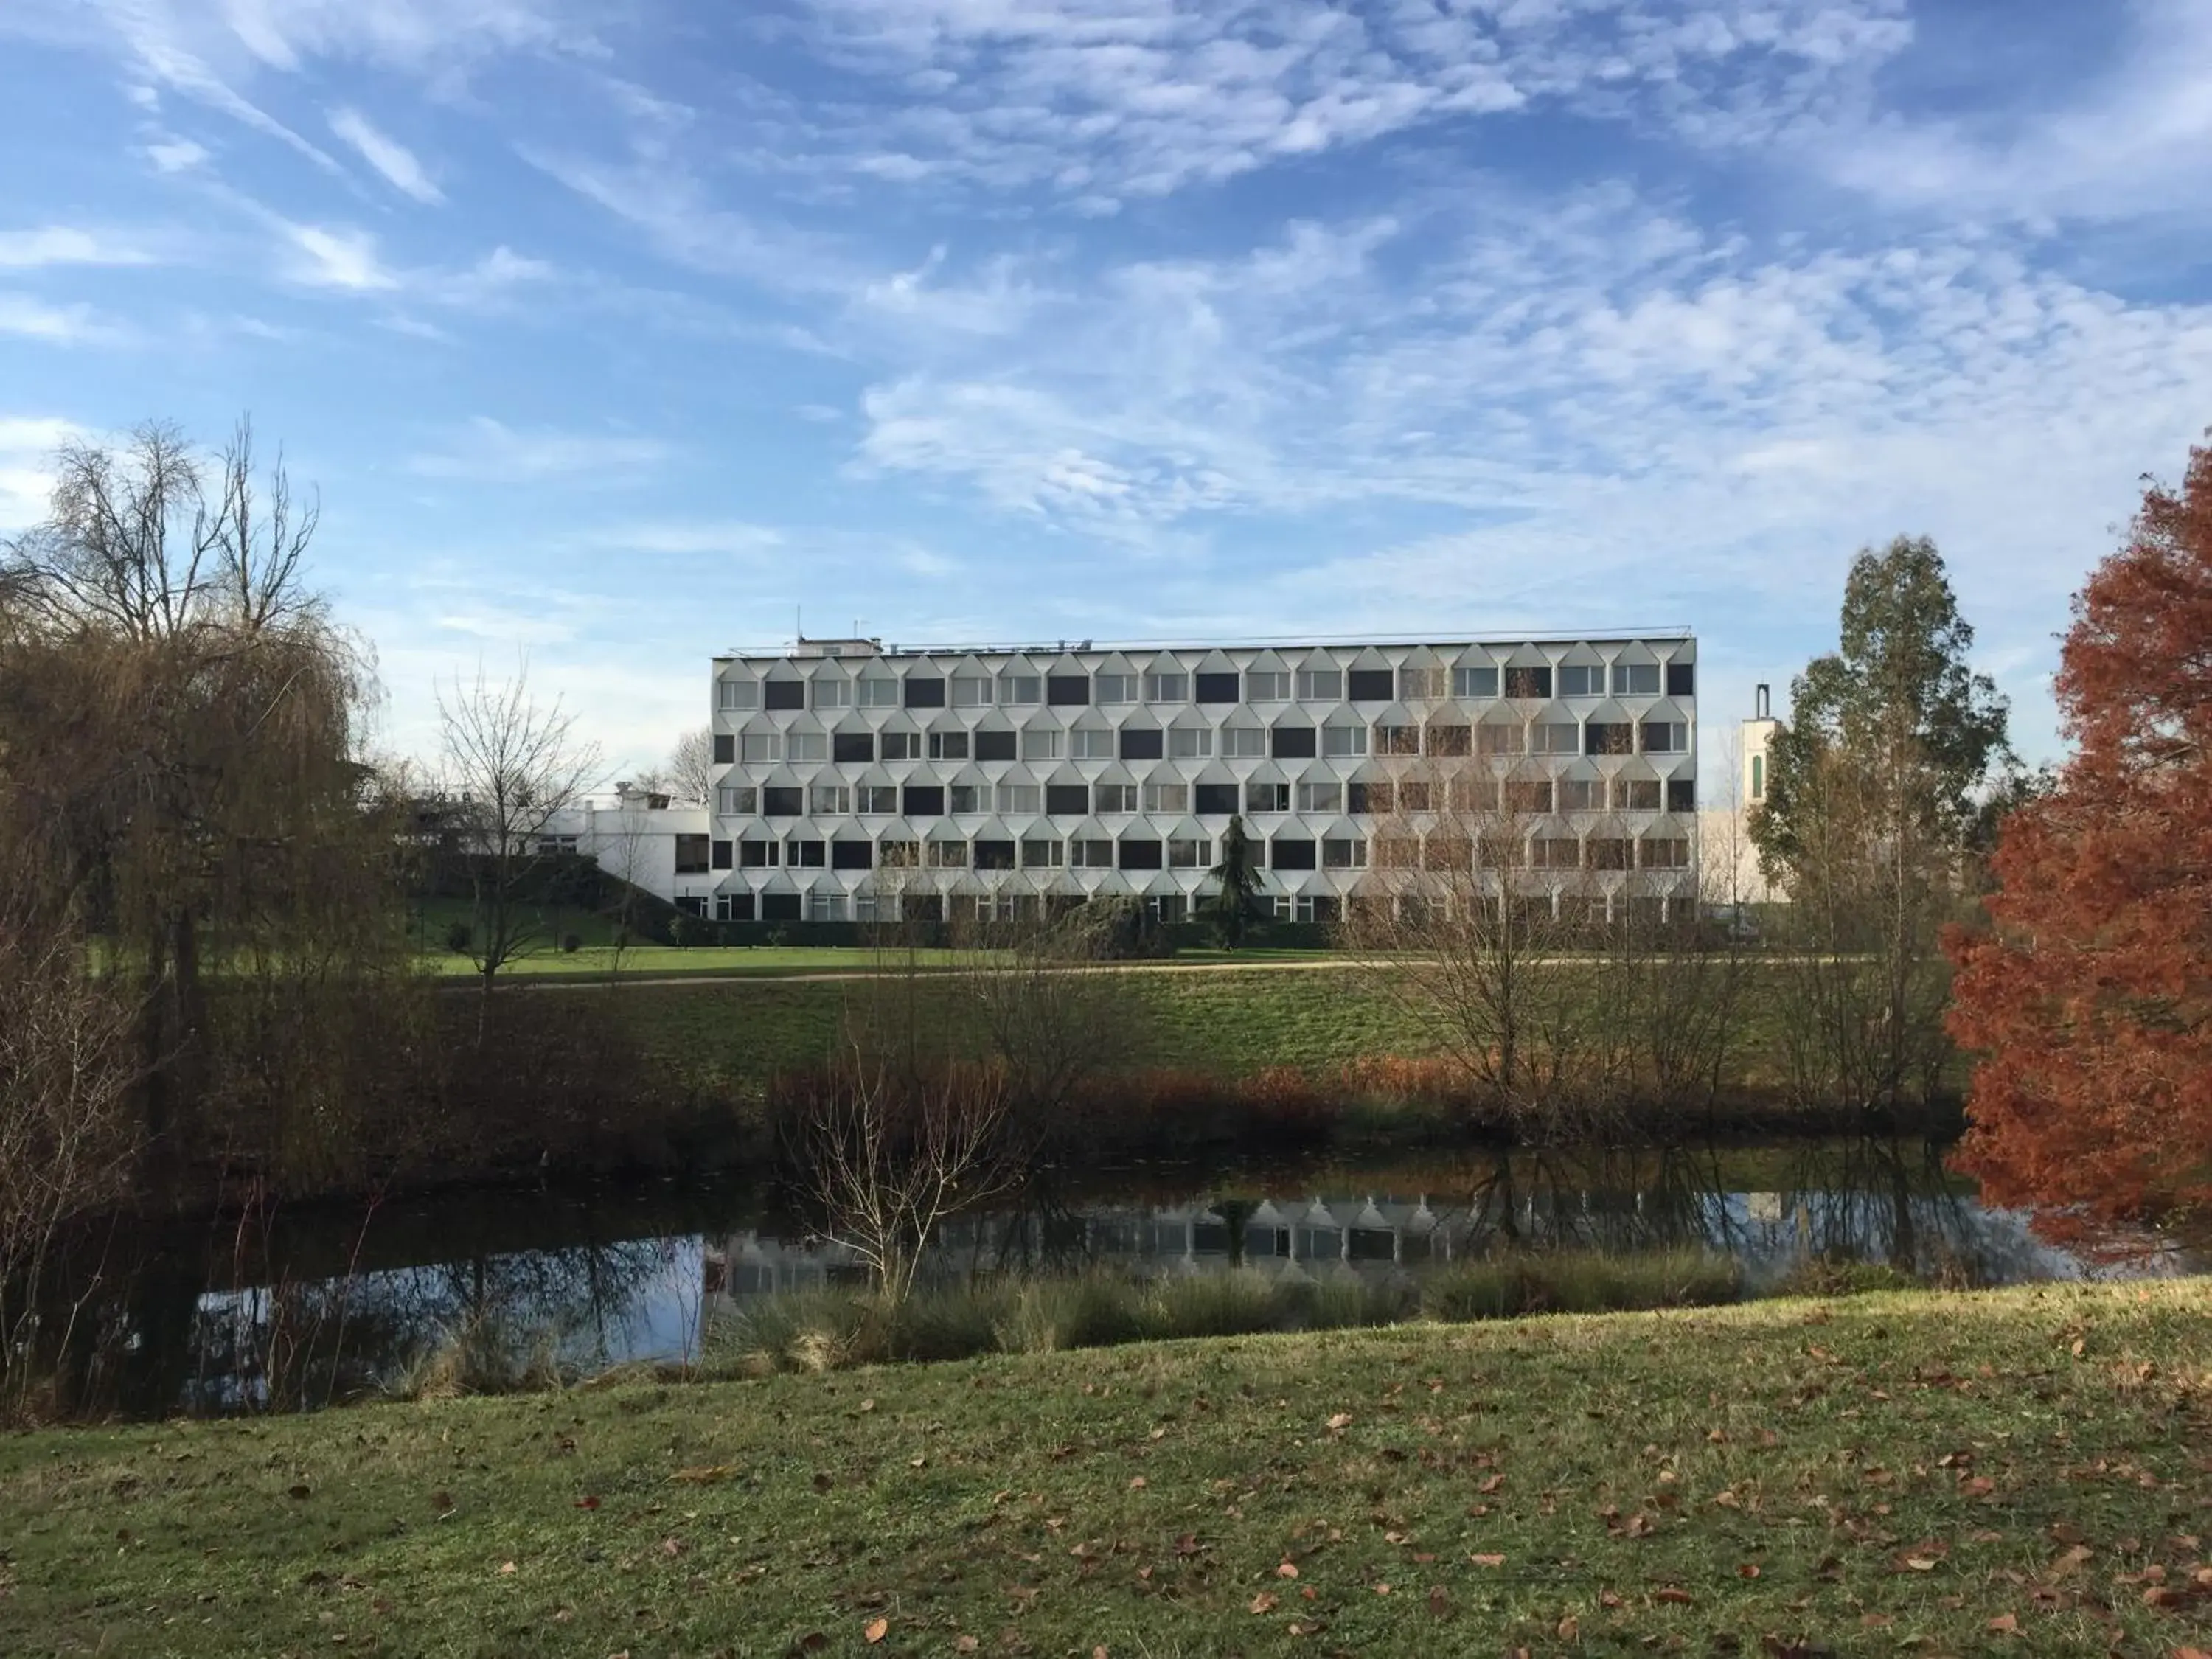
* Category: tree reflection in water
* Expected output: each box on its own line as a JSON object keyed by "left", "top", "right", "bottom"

{"left": 11, "top": 1142, "right": 2176, "bottom": 1423}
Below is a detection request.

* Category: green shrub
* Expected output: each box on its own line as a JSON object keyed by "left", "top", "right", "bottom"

{"left": 884, "top": 1282, "right": 1014, "bottom": 1363}
{"left": 1141, "top": 1269, "right": 1287, "bottom": 1340}
{"left": 444, "top": 919, "right": 473, "bottom": 955}
{"left": 1770, "top": 1254, "right": 1924, "bottom": 1299}
{"left": 995, "top": 1275, "right": 1145, "bottom": 1354}
{"left": 560, "top": 933, "right": 582, "bottom": 954}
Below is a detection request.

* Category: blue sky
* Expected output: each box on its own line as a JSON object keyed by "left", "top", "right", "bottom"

{"left": 3, "top": 0, "right": 2210, "bottom": 785}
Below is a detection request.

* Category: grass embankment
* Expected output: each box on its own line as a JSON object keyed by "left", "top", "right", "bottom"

{"left": 5, "top": 1281, "right": 2206, "bottom": 1655}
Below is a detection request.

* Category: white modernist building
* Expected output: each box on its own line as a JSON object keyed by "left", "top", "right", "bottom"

{"left": 701, "top": 633, "right": 1700, "bottom": 925}
{"left": 535, "top": 784, "right": 712, "bottom": 905}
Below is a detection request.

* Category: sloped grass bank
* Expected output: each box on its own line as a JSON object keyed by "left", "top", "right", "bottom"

{"left": 5, "top": 1281, "right": 2207, "bottom": 1656}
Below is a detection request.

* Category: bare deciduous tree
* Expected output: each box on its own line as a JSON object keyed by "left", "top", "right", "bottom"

{"left": 666, "top": 727, "right": 715, "bottom": 808}
{"left": 784, "top": 1045, "right": 1023, "bottom": 1306}
{"left": 436, "top": 665, "right": 602, "bottom": 1019}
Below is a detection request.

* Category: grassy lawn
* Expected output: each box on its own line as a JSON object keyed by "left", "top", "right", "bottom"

{"left": 6, "top": 1281, "right": 2207, "bottom": 1656}
{"left": 421, "top": 944, "right": 969, "bottom": 981}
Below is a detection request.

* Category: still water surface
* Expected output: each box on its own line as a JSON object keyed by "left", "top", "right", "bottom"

{"left": 29, "top": 1139, "right": 2191, "bottom": 1419}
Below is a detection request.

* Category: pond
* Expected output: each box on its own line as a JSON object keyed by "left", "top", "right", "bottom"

{"left": 12, "top": 1139, "right": 2193, "bottom": 1421}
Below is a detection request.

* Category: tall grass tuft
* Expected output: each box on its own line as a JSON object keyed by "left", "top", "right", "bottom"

{"left": 1422, "top": 1249, "right": 1739, "bottom": 1321}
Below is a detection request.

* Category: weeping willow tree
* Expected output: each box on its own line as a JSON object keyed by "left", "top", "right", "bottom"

{"left": 0, "top": 419, "right": 421, "bottom": 1192}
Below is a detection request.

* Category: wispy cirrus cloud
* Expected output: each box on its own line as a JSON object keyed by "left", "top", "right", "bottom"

{"left": 327, "top": 107, "right": 444, "bottom": 204}
{"left": 0, "top": 415, "right": 86, "bottom": 530}
{"left": 0, "top": 293, "right": 129, "bottom": 346}
{"left": 0, "top": 226, "right": 161, "bottom": 268}
{"left": 405, "top": 417, "right": 669, "bottom": 484}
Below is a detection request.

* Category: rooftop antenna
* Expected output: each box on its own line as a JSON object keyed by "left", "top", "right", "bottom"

{"left": 796, "top": 604, "right": 804, "bottom": 644}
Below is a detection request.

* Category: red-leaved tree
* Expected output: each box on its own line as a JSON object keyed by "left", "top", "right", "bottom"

{"left": 1946, "top": 439, "right": 2212, "bottom": 1235}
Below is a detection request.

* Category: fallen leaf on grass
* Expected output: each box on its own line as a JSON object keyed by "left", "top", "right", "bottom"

{"left": 863, "top": 1617, "right": 888, "bottom": 1644}
{"left": 1470, "top": 1554, "right": 1506, "bottom": 1568}
{"left": 1250, "top": 1593, "right": 1279, "bottom": 1614}
{"left": 953, "top": 1640, "right": 978, "bottom": 1654}
{"left": 575, "top": 1495, "right": 600, "bottom": 1510}
{"left": 1429, "top": 1586, "right": 1450, "bottom": 1618}
{"left": 669, "top": 1466, "right": 732, "bottom": 1485}
{"left": 287, "top": 1484, "right": 311, "bottom": 1500}
{"left": 1988, "top": 1613, "right": 2019, "bottom": 1633}
{"left": 1276, "top": 1560, "right": 1299, "bottom": 1579}
{"left": 1557, "top": 1615, "right": 1579, "bottom": 1638}
{"left": 1326, "top": 1413, "right": 1354, "bottom": 1431}
{"left": 1655, "top": 1587, "right": 1694, "bottom": 1605}
{"left": 497, "top": 1562, "right": 516, "bottom": 1576}
{"left": 1127, "top": 1477, "right": 1147, "bottom": 1490}
{"left": 1738, "top": 1564, "right": 1761, "bottom": 1579}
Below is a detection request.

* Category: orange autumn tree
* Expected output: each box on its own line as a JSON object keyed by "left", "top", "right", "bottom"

{"left": 1946, "top": 439, "right": 2212, "bottom": 1234}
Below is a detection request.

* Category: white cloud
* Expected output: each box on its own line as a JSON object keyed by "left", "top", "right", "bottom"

{"left": 0, "top": 226, "right": 158, "bottom": 268}
{"left": 143, "top": 136, "right": 209, "bottom": 173}
{"left": 406, "top": 417, "right": 669, "bottom": 484}
{"left": 0, "top": 416, "right": 85, "bottom": 531}
{"left": 569, "top": 520, "right": 785, "bottom": 556}
{"left": 0, "top": 293, "right": 125, "bottom": 344}
{"left": 779, "top": 0, "right": 1914, "bottom": 201}
{"left": 327, "top": 106, "right": 444, "bottom": 204}
{"left": 1815, "top": 0, "right": 2212, "bottom": 224}
{"left": 279, "top": 222, "right": 398, "bottom": 291}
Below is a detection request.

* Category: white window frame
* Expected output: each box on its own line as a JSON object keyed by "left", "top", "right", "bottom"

{"left": 1452, "top": 666, "right": 1498, "bottom": 699}
{"left": 739, "top": 731, "right": 781, "bottom": 765}
{"left": 1613, "top": 661, "right": 1662, "bottom": 697}
{"left": 1221, "top": 727, "right": 1265, "bottom": 759}
{"left": 810, "top": 783, "right": 851, "bottom": 815}
{"left": 786, "top": 730, "right": 827, "bottom": 763}
{"left": 1096, "top": 782, "right": 1137, "bottom": 813}
{"left": 858, "top": 785, "right": 897, "bottom": 814}
{"left": 1142, "top": 781, "right": 1189, "bottom": 814}
{"left": 948, "top": 783, "right": 984, "bottom": 814}
{"left": 1070, "top": 838, "right": 1114, "bottom": 869}
{"left": 1321, "top": 725, "right": 1366, "bottom": 758}
{"left": 1247, "top": 669, "right": 1290, "bottom": 702}
{"left": 951, "top": 675, "right": 992, "bottom": 708}
{"left": 717, "top": 678, "right": 760, "bottom": 710}
{"left": 812, "top": 676, "right": 852, "bottom": 710}
{"left": 1021, "top": 728, "right": 1064, "bottom": 762}
{"left": 857, "top": 677, "right": 900, "bottom": 709}
{"left": 1167, "top": 727, "right": 1212, "bottom": 759}
{"left": 880, "top": 731, "right": 921, "bottom": 762}
{"left": 1532, "top": 722, "right": 1579, "bottom": 756}
{"left": 1559, "top": 664, "right": 1603, "bottom": 698}
{"left": 717, "top": 785, "right": 757, "bottom": 815}
{"left": 928, "top": 730, "right": 970, "bottom": 761}
{"left": 996, "top": 783, "right": 1041, "bottom": 814}
{"left": 1070, "top": 728, "right": 1114, "bottom": 759}
{"left": 1142, "top": 671, "right": 1189, "bottom": 703}
{"left": 1094, "top": 672, "right": 1137, "bottom": 704}
{"left": 1295, "top": 667, "right": 1342, "bottom": 701}
{"left": 1169, "top": 837, "right": 1211, "bottom": 869}
{"left": 1020, "top": 838, "right": 1065, "bottom": 869}
{"left": 1000, "top": 674, "right": 1043, "bottom": 706}
{"left": 1322, "top": 836, "right": 1367, "bottom": 870}
{"left": 1297, "top": 780, "right": 1343, "bottom": 813}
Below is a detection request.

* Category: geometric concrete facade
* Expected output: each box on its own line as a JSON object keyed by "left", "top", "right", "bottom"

{"left": 706, "top": 633, "right": 1697, "bottom": 924}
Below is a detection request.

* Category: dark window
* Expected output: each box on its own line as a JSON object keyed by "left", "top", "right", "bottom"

{"left": 975, "top": 728, "right": 1017, "bottom": 762}
{"left": 833, "top": 731, "right": 873, "bottom": 764}
{"left": 1194, "top": 782, "right": 1238, "bottom": 815}
{"left": 1504, "top": 665, "right": 1553, "bottom": 699}
{"left": 1119, "top": 726, "right": 1164, "bottom": 760}
{"left": 761, "top": 893, "right": 801, "bottom": 922}
{"left": 764, "top": 680, "right": 804, "bottom": 712}
{"left": 907, "top": 894, "right": 945, "bottom": 925}
{"left": 903, "top": 675, "right": 945, "bottom": 709}
{"left": 1194, "top": 671, "right": 1239, "bottom": 703}
{"left": 711, "top": 839, "right": 734, "bottom": 871}
{"left": 1426, "top": 723, "right": 1471, "bottom": 756}
{"left": 1504, "top": 779, "right": 1551, "bottom": 815}
{"left": 1666, "top": 661, "right": 1695, "bottom": 698}
{"left": 832, "top": 839, "right": 872, "bottom": 870}
{"left": 762, "top": 786, "right": 803, "bottom": 817}
{"left": 1047, "top": 674, "right": 1090, "bottom": 706}
{"left": 1270, "top": 837, "right": 1316, "bottom": 871}
{"left": 740, "top": 839, "right": 778, "bottom": 868}
{"left": 789, "top": 840, "right": 826, "bottom": 868}
{"left": 1348, "top": 668, "right": 1395, "bottom": 702}
{"left": 1586, "top": 722, "right": 1635, "bottom": 757}
{"left": 1666, "top": 778, "right": 1697, "bottom": 814}
{"left": 1310, "top": 895, "right": 1340, "bottom": 923}
{"left": 675, "top": 834, "right": 709, "bottom": 874}
{"left": 1046, "top": 783, "right": 1088, "bottom": 815}
{"left": 903, "top": 784, "right": 945, "bottom": 817}
{"left": 1348, "top": 781, "right": 1384, "bottom": 815}
{"left": 1118, "top": 838, "right": 1163, "bottom": 870}
{"left": 1270, "top": 725, "right": 1317, "bottom": 759}
{"left": 712, "top": 733, "right": 734, "bottom": 765}
{"left": 1247, "top": 781, "right": 1290, "bottom": 813}
{"left": 974, "top": 839, "right": 1016, "bottom": 871}
{"left": 725, "top": 892, "right": 756, "bottom": 922}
